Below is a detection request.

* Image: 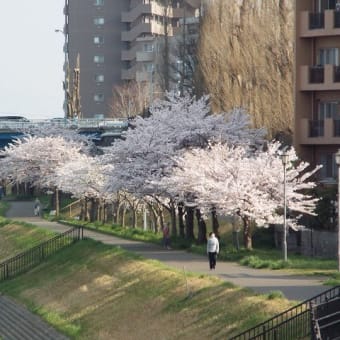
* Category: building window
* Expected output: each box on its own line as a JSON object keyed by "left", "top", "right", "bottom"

{"left": 317, "top": 101, "right": 340, "bottom": 120}
{"left": 94, "top": 94, "right": 104, "bottom": 102}
{"left": 316, "top": 0, "right": 337, "bottom": 11}
{"left": 94, "top": 74, "right": 104, "bottom": 82}
{"left": 94, "top": 17, "right": 105, "bottom": 25}
{"left": 94, "top": 36, "right": 104, "bottom": 44}
{"left": 144, "top": 63, "right": 154, "bottom": 72}
{"left": 319, "top": 153, "right": 337, "bottom": 180}
{"left": 94, "top": 0, "right": 104, "bottom": 5}
{"left": 318, "top": 48, "right": 339, "bottom": 66}
{"left": 143, "top": 43, "right": 154, "bottom": 52}
{"left": 94, "top": 55, "right": 104, "bottom": 63}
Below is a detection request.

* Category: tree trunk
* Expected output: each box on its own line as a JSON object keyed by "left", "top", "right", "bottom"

{"left": 170, "top": 200, "right": 177, "bottom": 236}
{"left": 89, "top": 198, "right": 97, "bottom": 222}
{"left": 242, "top": 216, "right": 252, "bottom": 250}
{"left": 211, "top": 207, "right": 220, "bottom": 238}
{"left": 132, "top": 208, "right": 137, "bottom": 228}
{"left": 178, "top": 202, "right": 185, "bottom": 238}
{"left": 121, "top": 206, "right": 126, "bottom": 227}
{"left": 185, "top": 206, "right": 195, "bottom": 240}
{"left": 196, "top": 208, "right": 207, "bottom": 244}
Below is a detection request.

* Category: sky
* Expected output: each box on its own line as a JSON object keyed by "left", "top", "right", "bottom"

{"left": 0, "top": 1, "right": 65, "bottom": 120}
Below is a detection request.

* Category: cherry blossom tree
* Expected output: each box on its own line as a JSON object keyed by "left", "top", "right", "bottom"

{"left": 103, "top": 92, "right": 265, "bottom": 235}
{"left": 161, "top": 142, "right": 321, "bottom": 249}
{"left": 20, "top": 121, "right": 98, "bottom": 156}
{"left": 55, "top": 154, "right": 114, "bottom": 222}
{"left": 0, "top": 136, "right": 84, "bottom": 212}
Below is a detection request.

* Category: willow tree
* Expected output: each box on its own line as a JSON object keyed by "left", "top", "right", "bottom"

{"left": 198, "top": 0, "right": 294, "bottom": 140}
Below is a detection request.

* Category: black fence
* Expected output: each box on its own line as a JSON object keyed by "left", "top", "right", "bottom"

{"left": 0, "top": 227, "right": 83, "bottom": 282}
{"left": 230, "top": 286, "right": 340, "bottom": 340}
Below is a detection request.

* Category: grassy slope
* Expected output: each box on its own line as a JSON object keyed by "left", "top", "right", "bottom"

{"left": 0, "top": 239, "right": 293, "bottom": 340}
{"left": 0, "top": 217, "right": 55, "bottom": 260}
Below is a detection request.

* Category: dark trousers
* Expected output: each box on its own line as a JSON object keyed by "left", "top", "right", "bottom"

{"left": 208, "top": 252, "right": 217, "bottom": 269}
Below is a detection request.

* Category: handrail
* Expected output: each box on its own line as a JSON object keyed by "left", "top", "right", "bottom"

{"left": 0, "top": 227, "right": 83, "bottom": 282}
{"left": 60, "top": 199, "right": 82, "bottom": 216}
{"left": 60, "top": 199, "right": 81, "bottom": 211}
{"left": 0, "top": 118, "right": 129, "bottom": 131}
{"left": 229, "top": 286, "right": 340, "bottom": 339}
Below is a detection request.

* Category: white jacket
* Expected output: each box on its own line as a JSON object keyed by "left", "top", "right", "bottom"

{"left": 207, "top": 236, "right": 219, "bottom": 254}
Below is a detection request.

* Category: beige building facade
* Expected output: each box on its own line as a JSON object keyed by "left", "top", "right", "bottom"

{"left": 64, "top": 0, "right": 200, "bottom": 118}
{"left": 295, "top": 0, "right": 340, "bottom": 182}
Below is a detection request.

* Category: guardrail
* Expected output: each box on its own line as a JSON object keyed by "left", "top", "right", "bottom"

{"left": 0, "top": 118, "right": 129, "bottom": 131}
{"left": 230, "top": 286, "right": 340, "bottom": 340}
{"left": 0, "top": 227, "right": 83, "bottom": 282}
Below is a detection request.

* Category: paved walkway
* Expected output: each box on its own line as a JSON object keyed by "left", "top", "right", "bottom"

{"left": 5, "top": 201, "right": 330, "bottom": 302}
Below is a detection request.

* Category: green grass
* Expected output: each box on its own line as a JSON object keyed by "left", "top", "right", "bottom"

{"left": 0, "top": 201, "right": 9, "bottom": 216}
{"left": 0, "top": 239, "right": 294, "bottom": 339}
{"left": 0, "top": 216, "right": 56, "bottom": 260}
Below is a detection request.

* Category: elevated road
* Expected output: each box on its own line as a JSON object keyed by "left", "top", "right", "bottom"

{"left": 0, "top": 118, "right": 129, "bottom": 148}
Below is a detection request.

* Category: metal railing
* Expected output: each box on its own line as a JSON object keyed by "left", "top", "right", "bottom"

{"left": 309, "top": 66, "right": 324, "bottom": 83}
{"left": 60, "top": 199, "right": 81, "bottom": 218}
{"left": 229, "top": 286, "right": 340, "bottom": 340}
{"left": 0, "top": 118, "right": 129, "bottom": 131}
{"left": 309, "top": 120, "right": 324, "bottom": 137}
{"left": 309, "top": 12, "right": 325, "bottom": 29}
{"left": 0, "top": 227, "right": 83, "bottom": 282}
{"left": 335, "top": 11, "right": 340, "bottom": 28}
{"left": 334, "top": 66, "right": 340, "bottom": 82}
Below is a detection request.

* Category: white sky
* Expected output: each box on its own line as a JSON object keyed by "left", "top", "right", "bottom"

{"left": 0, "top": 1, "right": 65, "bottom": 120}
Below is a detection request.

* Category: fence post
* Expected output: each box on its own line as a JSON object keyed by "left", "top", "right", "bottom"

{"left": 5, "top": 263, "right": 8, "bottom": 280}
{"left": 262, "top": 325, "right": 266, "bottom": 340}
{"left": 273, "top": 329, "right": 278, "bottom": 340}
{"left": 40, "top": 244, "right": 44, "bottom": 260}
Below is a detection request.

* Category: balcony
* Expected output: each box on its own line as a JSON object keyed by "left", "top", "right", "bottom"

{"left": 121, "top": 66, "right": 137, "bottom": 80}
{"left": 136, "top": 51, "right": 155, "bottom": 62}
{"left": 299, "top": 64, "right": 340, "bottom": 91}
{"left": 136, "top": 70, "right": 151, "bottom": 82}
{"left": 335, "top": 11, "right": 340, "bottom": 28}
{"left": 309, "top": 12, "right": 325, "bottom": 29}
{"left": 309, "top": 120, "right": 324, "bottom": 137}
{"left": 299, "top": 10, "right": 340, "bottom": 37}
{"left": 299, "top": 118, "right": 340, "bottom": 144}
{"left": 335, "top": 66, "right": 340, "bottom": 82}
{"left": 122, "top": 1, "right": 184, "bottom": 23}
{"left": 121, "top": 23, "right": 152, "bottom": 42}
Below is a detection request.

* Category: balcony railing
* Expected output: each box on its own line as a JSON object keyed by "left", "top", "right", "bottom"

{"left": 334, "top": 66, "right": 340, "bottom": 82}
{"left": 309, "top": 120, "right": 324, "bottom": 137}
{"left": 335, "top": 11, "right": 340, "bottom": 27}
{"left": 310, "top": 66, "right": 324, "bottom": 83}
{"left": 309, "top": 12, "right": 325, "bottom": 29}
{"left": 334, "top": 120, "right": 340, "bottom": 136}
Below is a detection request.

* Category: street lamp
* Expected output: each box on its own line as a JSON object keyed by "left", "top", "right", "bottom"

{"left": 281, "top": 152, "right": 289, "bottom": 262}
{"left": 55, "top": 28, "right": 68, "bottom": 118}
{"left": 334, "top": 149, "right": 340, "bottom": 271}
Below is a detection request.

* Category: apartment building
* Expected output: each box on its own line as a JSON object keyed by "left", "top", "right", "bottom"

{"left": 295, "top": 0, "right": 340, "bottom": 182}
{"left": 64, "top": 0, "right": 200, "bottom": 118}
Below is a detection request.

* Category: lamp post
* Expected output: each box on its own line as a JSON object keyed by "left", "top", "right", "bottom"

{"left": 281, "top": 152, "right": 289, "bottom": 262}
{"left": 55, "top": 28, "right": 68, "bottom": 118}
{"left": 335, "top": 149, "right": 340, "bottom": 271}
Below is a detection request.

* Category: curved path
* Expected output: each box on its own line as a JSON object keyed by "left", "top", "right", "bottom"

{"left": 5, "top": 200, "right": 330, "bottom": 302}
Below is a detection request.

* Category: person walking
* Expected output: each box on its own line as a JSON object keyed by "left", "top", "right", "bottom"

{"left": 207, "top": 232, "right": 219, "bottom": 270}
{"left": 162, "top": 222, "right": 171, "bottom": 249}
{"left": 34, "top": 198, "right": 41, "bottom": 216}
